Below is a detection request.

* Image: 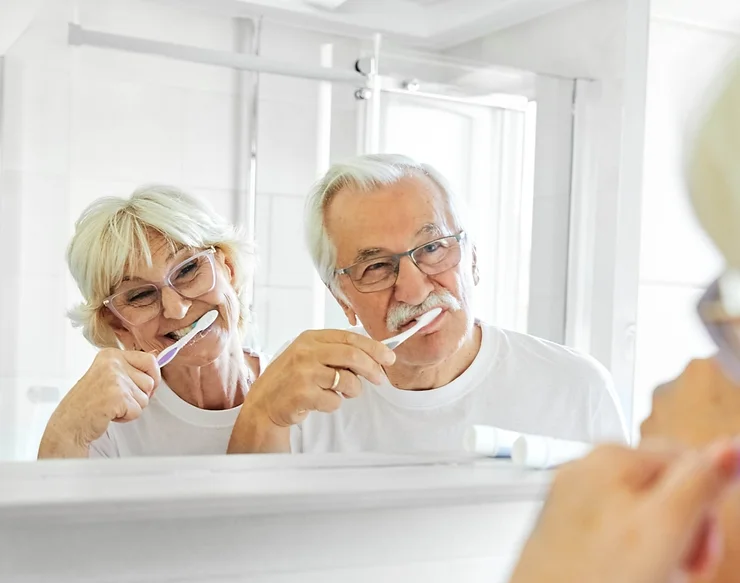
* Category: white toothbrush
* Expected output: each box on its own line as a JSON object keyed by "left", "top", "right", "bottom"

{"left": 382, "top": 307, "right": 442, "bottom": 350}
{"left": 156, "top": 310, "right": 219, "bottom": 368}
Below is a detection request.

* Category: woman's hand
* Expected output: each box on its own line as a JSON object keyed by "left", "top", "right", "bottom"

{"left": 228, "top": 330, "right": 395, "bottom": 453}
{"left": 641, "top": 358, "right": 740, "bottom": 447}
{"left": 38, "top": 348, "right": 161, "bottom": 458}
{"left": 508, "top": 441, "right": 740, "bottom": 583}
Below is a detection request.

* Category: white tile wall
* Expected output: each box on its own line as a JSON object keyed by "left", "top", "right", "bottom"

{"left": 70, "top": 79, "right": 185, "bottom": 184}
{"left": 638, "top": 21, "right": 730, "bottom": 288}
{"left": 261, "top": 286, "right": 316, "bottom": 353}
{"left": 0, "top": 375, "right": 18, "bottom": 459}
{"left": 256, "top": 98, "right": 320, "bottom": 195}
{"left": 13, "top": 66, "right": 70, "bottom": 175}
{"left": 15, "top": 274, "right": 69, "bottom": 379}
{"left": 254, "top": 192, "right": 272, "bottom": 286}
{"left": 266, "top": 194, "right": 315, "bottom": 288}
{"left": 181, "top": 90, "right": 239, "bottom": 191}
{"left": 0, "top": 275, "right": 22, "bottom": 378}
{"left": 632, "top": 283, "right": 716, "bottom": 438}
{"left": 18, "top": 174, "right": 69, "bottom": 278}
{"left": 633, "top": 19, "right": 739, "bottom": 435}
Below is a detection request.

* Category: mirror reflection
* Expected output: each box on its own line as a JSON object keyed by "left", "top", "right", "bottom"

{"left": 1, "top": 0, "right": 630, "bottom": 462}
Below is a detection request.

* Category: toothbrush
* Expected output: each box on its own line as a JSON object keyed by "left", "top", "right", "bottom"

{"left": 382, "top": 307, "right": 442, "bottom": 350}
{"left": 329, "top": 307, "right": 442, "bottom": 401}
{"left": 156, "top": 310, "right": 219, "bottom": 368}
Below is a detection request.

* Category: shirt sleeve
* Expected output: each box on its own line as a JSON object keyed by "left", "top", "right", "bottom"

{"left": 586, "top": 359, "right": 630, "bottom": 445}
{"left": 88, "top": 430, "right": 120, "bottom": 458}
{"left": 289, "top": 424, "right": 303, "bottom": 453}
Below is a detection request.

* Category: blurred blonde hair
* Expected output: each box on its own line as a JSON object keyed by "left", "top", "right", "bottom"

{"left": 68, "top": 185, "right": 254, "bottom": 348}
{"left": 688, "top": 56, "right": 740, "bottom": 269}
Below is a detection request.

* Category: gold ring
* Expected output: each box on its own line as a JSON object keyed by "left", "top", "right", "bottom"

{"left": 330, "top": 368, "right": 341, "bottom": 391}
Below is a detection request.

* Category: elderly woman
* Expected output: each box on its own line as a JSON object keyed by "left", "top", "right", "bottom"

{"left": 38, "top": 185, "right": 393, "bottom": 458}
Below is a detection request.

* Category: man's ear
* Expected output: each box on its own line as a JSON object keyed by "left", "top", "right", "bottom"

{"left": 329, "top": 283, "right": 358, "bottom": 326}
{"left": 472, "top": 245, "right": 480, "bottom": 286}
{"left": 339, "top": 299, "right": 358, "bottom": 327}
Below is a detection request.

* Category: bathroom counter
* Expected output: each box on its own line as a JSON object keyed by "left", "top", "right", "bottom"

{"left": 0, "top": 453, "right": 550, "bottom": 583}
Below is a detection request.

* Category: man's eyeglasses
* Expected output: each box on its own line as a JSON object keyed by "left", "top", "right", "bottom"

{"left": 335, "top": 232, "right": 466, "bottom": 293}
{"left": 103, "top": 247, "right": 217, "bottom": 327}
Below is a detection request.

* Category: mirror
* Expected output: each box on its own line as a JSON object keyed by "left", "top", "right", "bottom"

{"left": 0, "top": 0, "right": 626, "bottom": 462}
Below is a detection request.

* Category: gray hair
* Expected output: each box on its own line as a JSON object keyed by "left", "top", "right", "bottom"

{"left": 304, "top": 153, "right": 468, "bottom": 300}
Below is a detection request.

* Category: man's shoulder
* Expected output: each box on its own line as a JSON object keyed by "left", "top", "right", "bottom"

{"left": 481, "top": 323, "right": 612, "bottom": 387}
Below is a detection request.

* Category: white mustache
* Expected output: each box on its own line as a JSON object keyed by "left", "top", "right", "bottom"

{"left": 385, "top": 291, "right": 461, "bottom": 332}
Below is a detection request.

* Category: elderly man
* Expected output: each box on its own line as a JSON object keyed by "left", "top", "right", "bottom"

{"left": 230, "top": 154, "right": 627, "bottom": 454}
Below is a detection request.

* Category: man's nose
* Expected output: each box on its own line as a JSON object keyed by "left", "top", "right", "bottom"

{"left": 161, "top": 287, "right": 191, "bottom": 321}
{"left": 393, "top": 257, "right": 434, "bottom": 306}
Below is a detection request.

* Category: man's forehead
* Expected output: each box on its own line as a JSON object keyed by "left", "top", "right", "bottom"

{"left": 327, "top": 176, "right": 446, "bottom": 227}
{"left": 350, "top": 223, "right": 444, "bottom": 261}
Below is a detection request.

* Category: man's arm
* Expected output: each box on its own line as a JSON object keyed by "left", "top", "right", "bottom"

{"left": 228, "top": 401, "right": 291, "bottom": 453}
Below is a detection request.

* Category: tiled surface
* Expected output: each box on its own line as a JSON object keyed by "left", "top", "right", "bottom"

{"left": 633, "top": 21, "right": 739, "bottom": 438}
{"left": 70, "top": 79, "right": 185, "bottom": 184}
{"left": 263, "top": 286, "right": 315, "bottom": 355}
{"left": 632, "top": 283, "right": 716, "bottom": 440}
{"left": 182, "top": 90, "right": 239, "bottom": 191}
{"left": 266, "top": 194, "right": 315, "bottom": 288}
{"left": 256, "top": 98, "right": 320, "bottom": 196}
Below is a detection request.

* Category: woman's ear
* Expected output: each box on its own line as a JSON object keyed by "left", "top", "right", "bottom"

{"left": 220, "top": 249, "right": 236, "bottom": 283}
{"left": 101, "top": 309, "right": 135, "bottom": 349}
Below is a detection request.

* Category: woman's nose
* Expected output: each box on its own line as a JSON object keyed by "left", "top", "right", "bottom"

{"left": 160, "top": 286, "right": 191, "bottom": 321}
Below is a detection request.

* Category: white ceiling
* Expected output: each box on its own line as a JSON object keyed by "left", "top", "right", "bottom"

{"left": 164, "top": 0, "right": 592, "bottom": 49}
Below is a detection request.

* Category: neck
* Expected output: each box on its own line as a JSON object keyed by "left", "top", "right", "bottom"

{"left": 385, "top": 323, "right": 482, "bottom": 390}
{"left": 162, "top": 336, "right": 256, "bottom": 410}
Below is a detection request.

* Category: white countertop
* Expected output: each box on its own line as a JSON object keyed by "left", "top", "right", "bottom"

{"left": 0, "top": 453, "right": 550, "bottom": 521}
{"left": 0, "top": 454, "right": 549, "bottom": 583}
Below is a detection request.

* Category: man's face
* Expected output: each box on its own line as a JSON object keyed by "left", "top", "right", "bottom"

{"left": 325, "top": 174, "right": 477, "bottom": 367}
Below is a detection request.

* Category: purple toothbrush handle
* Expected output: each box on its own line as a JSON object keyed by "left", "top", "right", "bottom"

{"left": 157, "top": 346, "right": 178, "bottom": 367}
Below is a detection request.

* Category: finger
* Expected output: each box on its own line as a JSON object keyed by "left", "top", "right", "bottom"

{"left": 315, "top": 330, "right": 396, "bottom": 366}
{"left": 323, "top": 367, "right": 362, "bottom": 399}
{"left": 113, "top": 390, "right": 145, "bottom": 423}
{"left": 124, "top": 363, "right": 157, "bottom": 396}
{"left": 573, "top": 443, "right": 684, "bottom": 491}
{"left": 311, "top": 388, "right": 342, "bottom": 414}
{"left": 624, "top": 439, "right": 690, "bottom": 489}
{"left": 125, "top": 377, "right": 150, "bottom": 410}
{"left": 122, "top": 351, "right": 162, "bottom": 388}
{"left": 317, "top": 344, "right": 386, "bottom": 385}
{"left": 681, "top": 512, "right": 723, "bottom": 577}
{"left": 650, "top": 441, "right": 740, "bottom": 555}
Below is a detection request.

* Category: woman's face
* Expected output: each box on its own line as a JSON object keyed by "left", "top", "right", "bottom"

{"left": 106, "top": 233, "right": 241, "bottom": 366}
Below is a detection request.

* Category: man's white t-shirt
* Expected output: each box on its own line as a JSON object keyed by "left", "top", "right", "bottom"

{"left": 290, "top": 324, "right": 628, "bottom": 453}
{"left": 89, "top": 352, "right": 268, "bottom": 458}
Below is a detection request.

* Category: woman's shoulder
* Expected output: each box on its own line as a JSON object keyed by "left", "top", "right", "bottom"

{"left": 243, "top": 347, "right": 271, "bottom": 378}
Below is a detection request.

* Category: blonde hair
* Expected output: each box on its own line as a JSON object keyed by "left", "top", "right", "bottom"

{"left": 688, "top": 56, "right": 740, "bottom": 270}
{"left": 68, "top": 184, "right": 254, "bottom": 348}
